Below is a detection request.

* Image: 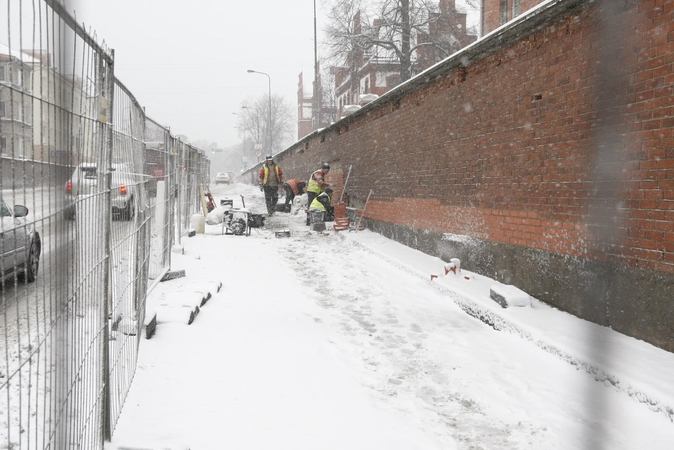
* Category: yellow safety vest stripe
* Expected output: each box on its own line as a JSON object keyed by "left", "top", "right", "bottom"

{"left": 262, "top": 165, "right": 280, "bottom": 185}
{"left": 309, "top": 193, "right": 331, "bottom": 211}
{"left": 307, "top": 170, "right": 324, "bottom": 194}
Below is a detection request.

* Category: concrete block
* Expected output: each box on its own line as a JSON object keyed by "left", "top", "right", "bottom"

{"left": 144, "top": 310, "right": 157, "bottom": 339}
{"left": 161, "top": 270, "right": 186, "bottom": 282}
{"left": 156, "top": 290, "right": 204, "bottom": 325}
{"left": 490, "top": 284, "right": 531, "bottom": 308}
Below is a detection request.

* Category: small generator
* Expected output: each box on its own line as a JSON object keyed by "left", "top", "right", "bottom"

{"left": 222, "top": 208, "right": 250, "bottom": 236}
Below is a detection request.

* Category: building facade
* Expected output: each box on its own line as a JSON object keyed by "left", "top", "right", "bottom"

{"left": 482, "top": 0, "right": 547, "bottom": 35}
{"left": 297, "top": 0, "right": 478, "bottom": 137}
{"left": 0, "top": 47, "right": 34, "bottom": 161}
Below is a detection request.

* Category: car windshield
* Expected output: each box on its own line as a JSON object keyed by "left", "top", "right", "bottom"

{"left": 81, "top": 167, "right": 97, "bottom": 179}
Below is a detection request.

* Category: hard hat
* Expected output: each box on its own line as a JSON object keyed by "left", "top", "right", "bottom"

{"left": 322, "top": 163, "right": 330, "bottom": 170}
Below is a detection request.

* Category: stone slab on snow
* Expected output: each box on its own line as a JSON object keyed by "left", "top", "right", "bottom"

{"left": 490, "top": 284, "right": 531, "bottom": 308}
{"left": 155, "top": 290, "right": 204, "bottom": 325}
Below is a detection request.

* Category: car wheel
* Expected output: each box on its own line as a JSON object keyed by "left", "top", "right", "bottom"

{"left": 123, "top": 197, "right": 135, "bottom": 221}
{"left": 23, "top": 239, "right": 40, "bottom": 283}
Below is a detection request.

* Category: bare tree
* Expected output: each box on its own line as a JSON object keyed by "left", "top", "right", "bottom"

{"left": 236, "top": 93, "right": 294, "bottom": 160}
{"left": 320, "top": 66, "right": 339, "bottom": 125}
{"left": 323, "top": 0, "right": 481, "bottom": 83}
{"left": 323, "top": 0, "right": 367, "bottom": 67}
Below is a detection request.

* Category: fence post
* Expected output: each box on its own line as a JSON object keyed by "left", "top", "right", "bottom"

{"left": 101, "top": 50, "right": 116, "bottom": 443}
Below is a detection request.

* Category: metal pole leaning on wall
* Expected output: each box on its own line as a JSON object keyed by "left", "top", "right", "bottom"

{"left": 339, "top": 165, "right": 353, "bottom": 204}
{"left": 356, "top": 189, "right": 373, "bottom": 232}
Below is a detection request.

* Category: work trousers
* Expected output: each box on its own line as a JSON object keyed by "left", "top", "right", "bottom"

{"left": 282, "top": 183, "right": 295, "bottom": 211}
{"left": 263, "top": 185, "right": 279, "bottom": 215}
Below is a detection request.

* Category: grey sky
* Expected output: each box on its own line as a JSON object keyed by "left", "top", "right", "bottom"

{"left": 74, "top": 0, "right": 324, "bottom": 149}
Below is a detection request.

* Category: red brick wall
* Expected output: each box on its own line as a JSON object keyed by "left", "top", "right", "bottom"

{"left": 279, "top": 0, "right": 674, "bottom": 276}
{"left": 262, "top": 0, "right": 674, "bottom": 351}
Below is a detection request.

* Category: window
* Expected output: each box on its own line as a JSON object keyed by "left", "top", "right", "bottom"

{"left": 0, "top": 101, "right": 5, "bottom": 117}
{"left": 0, "top": 199, "right": 11, "bottom": 217}
{"left": 360, "top": 75, "right": 370, "bottom": 95}
{"left": 513, "top": 0, "right": 521, "bottom": 17}
{"left": 0, "top": 66, "right": 5, "bottom": 81}
{"left": 500, "top": 0, "right": 508, "bottom": 25}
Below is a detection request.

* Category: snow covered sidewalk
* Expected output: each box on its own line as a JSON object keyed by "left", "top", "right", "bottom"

{"left": 106, "top": 183, "right": 674, "bottom": 450}
{"left": 345, "top": 231, "right": 674, "bottom": 422}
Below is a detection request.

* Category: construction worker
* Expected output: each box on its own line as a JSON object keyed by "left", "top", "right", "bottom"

{"left": 308, "top": 187, "right": 334, "bottom": 222}
{"left": 305, "top": 163, "right": 331, "bottom": 225}
{"left": 259, "top": 155, "right": 283, "bottom": 216}
{"left": 280, "top": 179, "right": 306, "bottom": 212}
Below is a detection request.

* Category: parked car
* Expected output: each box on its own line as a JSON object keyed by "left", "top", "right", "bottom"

{"left": 214, "top": 172, "right": 231, "bottom": 185}
{"left": 64, "top": 163, "right": 138, "bottom": 221}
{"left": 0, "top": 198, "right": 41, "bottom": 283}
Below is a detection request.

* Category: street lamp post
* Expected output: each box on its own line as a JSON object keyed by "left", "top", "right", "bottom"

{"left": 313, "top": 0, "right": 321, "bottom": 130}
{"left": 247, "top": 69, "right": 272, "bottom": 156}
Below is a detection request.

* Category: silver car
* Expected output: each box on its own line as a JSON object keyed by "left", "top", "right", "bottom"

{"left": 214, "top": 172, "right": 231, "bottom": 185}
{"left": 0, "top": 198, "right": 41, "bottom": 283}
{"left": 64, "top": 163, "right": 138, "bottom": 221}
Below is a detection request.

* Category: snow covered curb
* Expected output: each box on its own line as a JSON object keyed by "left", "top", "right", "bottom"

{"left": 340, "top": 232, "right": 674, "bottom": 423}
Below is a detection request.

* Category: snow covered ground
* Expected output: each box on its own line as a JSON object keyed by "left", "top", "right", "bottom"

{"left": 106, "top": 182, "right": 674, "bottom": 450}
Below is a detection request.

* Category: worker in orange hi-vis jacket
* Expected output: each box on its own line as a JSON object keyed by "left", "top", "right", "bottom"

{"left": 280, "top": 178, "right": 306, "bottom": 212}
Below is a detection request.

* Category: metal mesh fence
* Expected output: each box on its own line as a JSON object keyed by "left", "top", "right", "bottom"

{"left": 1, "top": 1, "right": 210, "bottom": 448}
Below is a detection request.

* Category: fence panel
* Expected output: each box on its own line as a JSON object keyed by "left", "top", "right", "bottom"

{"left": 144, "top": 118, "right": 172, "bottom": 281}
{"left": 1, "top": 0, "right": 112, "bottom": 448}
{"left": 1, "top": 1, "right": 210, "bottom": 448}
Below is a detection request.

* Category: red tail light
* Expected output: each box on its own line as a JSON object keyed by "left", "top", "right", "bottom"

{"left": 66, "top": 181, "right": 72, "bottom": 193}
{"left": 119, "top": 184, "right": 128, "bottom": 195}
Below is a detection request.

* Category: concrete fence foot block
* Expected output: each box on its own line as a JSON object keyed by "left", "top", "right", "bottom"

{"left": 161, "top": 270, "right": 186, "bottom": 282}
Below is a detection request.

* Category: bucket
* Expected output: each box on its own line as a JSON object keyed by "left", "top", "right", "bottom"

{"left": 309, "top": 210, "right": 325, "bottom": 224}
{"left": 311, "top": 222, "right": 326, "bottom": 232}
{"left": 190, "top": 214, "right": 205, "bottom": 234}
